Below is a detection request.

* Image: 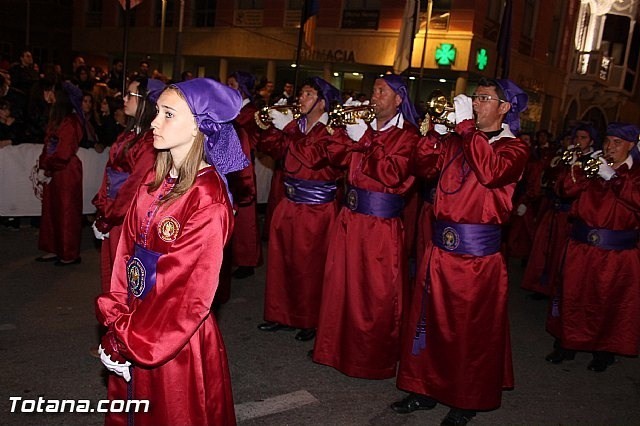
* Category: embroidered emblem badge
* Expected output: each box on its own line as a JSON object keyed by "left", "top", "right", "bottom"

{"left": 286, "top": 184, "right": 295, "bottom": 197}
{"left": 127, "top": 258, "right": 146, "bottom": 297}
{"left": 346, "top": 189, "right": 358, "bottom": 210}
{"left": 158, "top": 216, "right": 180, "bottom": 242}
{"left": 587, "top": 229, "right": 601, "bottom": 246}
{"left": 442, "top": 226, "right": 460, "bottom": 251}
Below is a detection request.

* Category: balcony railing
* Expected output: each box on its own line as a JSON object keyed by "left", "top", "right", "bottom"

{"left": 572, "top": 49, "right": 626, "bottom": 91}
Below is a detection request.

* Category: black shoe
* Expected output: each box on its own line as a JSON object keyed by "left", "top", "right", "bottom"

{"left": 441, "top": 408, "right": 476, "bottom": 426}
{"left": 257, "top": 321, "right": 295, "bottom": 332}
{"left": 527, "top": 292, "right": 549, "bottom": 300}
{"left": 587, "top": 352, "right": 614, "bottom": 372}
{"left": 54, "top": 257, "right": 82, "bottom": 266}
{"left": 295, "top": 328, "right": 316, "bottom": 341}
{"left": 232, "top": 266, "right": 255, "bottom": 279}
{"left": 390, "top": 393, "right": 437, "bottom": 414}
{"left": 307, "top": 349, "right": 314, "bottom": 358}
{"left": 35, "top": 254, "right": 58, "bottom": 262}
{"left": 545, "top": 347, "right": 576, "bottom": 363}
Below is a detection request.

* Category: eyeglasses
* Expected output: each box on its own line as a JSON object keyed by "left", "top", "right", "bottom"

{"left": 125, "top": 91, "right": 143, "bottom": 99}
{"left": 470, "top": 94, "right": 506, "bottom": 103}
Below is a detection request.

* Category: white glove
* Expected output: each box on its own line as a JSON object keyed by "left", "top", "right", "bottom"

{"left": 516, "top": 203, "right": 527, "bottom": 216}
{"left": 270, "top": 109, "right": 294, "bottom": 130}
{"left": 434, "top": 124, "right": 449, "bottom": 135}
{"left": 98, "top": 345, "right": 131, "bottom": 382}
{"left": 453, "top": 94, "right": 473, "bottom": 124}
{"left": 346, "top": 118, "right": 368, "bottom": 142}
{"left": 343, "top": 98, "right": 361, "bottom": 107}
{"left": 590, "top": 149, "right": 603, "bottom": 159}
{"left": 92, "top": 221, "right": 109, "bottom": 240}
{"left": 37, "top": 169, "right": 52, "bottom": 184}
{"left": 597, "top": 157, "right": 616, "bottom": 181}
{"left": 566, "top": 144, "right": 579, "bottom": 165}
{"left": 274, "top": 98, "right": 288, "bottom": 106}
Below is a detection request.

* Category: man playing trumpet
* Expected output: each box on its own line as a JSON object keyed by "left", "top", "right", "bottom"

{"left": 545, "top": 122, "right": 640, "bottom": 372}
{"left": 393, "top": 78, "right": 529, "bottom": 425}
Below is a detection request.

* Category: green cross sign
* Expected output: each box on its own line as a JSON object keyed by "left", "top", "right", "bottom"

{"left": 476, "top": 48, "right": 488, "bottom": 70}
{"left": 435, "top": 43, "right": 456, "bottom": 66}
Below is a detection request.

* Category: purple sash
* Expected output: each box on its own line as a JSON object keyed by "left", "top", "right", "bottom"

{"left": 345, "top": 186, "right": 404, "bottom": 219}
{"left": 433, "top": 220, "right": 502, "bottom": 256}
{"left": 283, "top": 177, "right": 337, "bottom": 204}
{"left": 571, "top": 221, "right": 639, "bottom": 251}
{"left": 46, "top": 136, "right": 59, "bottom": 155}
{"left": 106, "top": 167, "right": 130, "bottom": 199}
{"left": 127, "top": 243, "right": 162, "bottom": 299}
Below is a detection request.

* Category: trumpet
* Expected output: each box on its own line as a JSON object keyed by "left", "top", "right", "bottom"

{"left": 582, "top": 154, "right": 613, "bottom": 179}
{"left": 328, "top": 104, "right": 376, "bottom": 128}
{"left": 560, "top": 146, "right": 582, "bottom": 165}
{"left": 255, "top": 104, "right": 301, "bottom": 128}
{"left": 419, "top": 93, "right": 455, "bottom": 136}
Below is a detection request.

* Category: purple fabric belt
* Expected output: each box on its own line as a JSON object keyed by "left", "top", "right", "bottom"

{"left": 283, "top": 177, "right": 337, "bottom": 204}
{"left": 127, "top": 243, "right": 162, "bottom": 300}
{"left": 344, "top": 185, "right": 404, "bottom": 219}
{"left": 46, "top": 136, "right": 59, "bottom": 155}
{"left": 571, "top": 221, "right": 639, "bottom": 251}
{"left": 106, "top": 167, "right": 130, "bottom": 199}
{"left": 421, "top": 182, "right": 437, "bottom": 204}
{"left": 433, "top": 220, "right": 502, "bottom": 256}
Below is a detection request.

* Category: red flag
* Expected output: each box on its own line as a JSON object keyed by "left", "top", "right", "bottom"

{"left": 118, "top": 0, "right": 144, "bottom": 9}
{"left": 303, "top": 0, "right": 319, "bottom": 51}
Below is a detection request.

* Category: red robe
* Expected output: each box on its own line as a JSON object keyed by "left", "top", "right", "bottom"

{"left": 96, "top": 167, "right": 236, "bottom": 426}
{"left": 92, "top": 130, "right": 156, "bottom": 293}
{"left": 521, "top": 157, "right": 573, "bottom": 297}
{"left": 397, "top": 121, "right": 529, "bottom": 410}
{"left": 257, "top": 116, "right": 345, "bottom": 329}
{"left": 312, "top": 115, "right": 418, "bottom": 379}
{"left": 229, "top": 102, "right": 262, "bottom": 268}
{"left": 551, "top": 160, "right": 640, "bottom": 355}
{"left": 38, "top": 114, "right": 83, "bottom": 261}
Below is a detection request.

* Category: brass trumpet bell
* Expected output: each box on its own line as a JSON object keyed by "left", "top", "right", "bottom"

{"left": 420, "top": 93, "right": 455, "bottom": 136}
{"left": 258, "top": 104, "right": 301, "bottom": 124}
{"left": 583, "top": 155, "right": 613, "bottom": 179}
{"left": 561, "top": 146, "right": 582, "bottom": 165}
{"left": 328, "top": 104, "right": 376, "bottom": 128}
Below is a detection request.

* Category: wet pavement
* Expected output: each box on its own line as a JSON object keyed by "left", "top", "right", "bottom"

{"left": 0, "top": 223, "right": 639, "bottom": 425}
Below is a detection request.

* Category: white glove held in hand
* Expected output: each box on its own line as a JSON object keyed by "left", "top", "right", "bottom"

{"left": 99, "top": 345, "right": 131, "bottom": 382}
{"left": 346, "top": 118, "right": 368, "bottom": 142}
{"left": 92, "top": 221, "right": 109, "bottom": 240}
{"left": 270, "top": 109, "right": 294, "bottom": 130}
{"left": 453, "top": 94, "right": 473, "bottom": 124}
{"left": 597, "top": 157, "right": 616, "bottom": 181}
{"left": 516, "top": 203, "right": 527, "bottom": 216}
{"left": 434, "top": 124, "right": 449, "bottom": 135}
{"left": 37, "top": 169, "right": 52, "bottom": 184}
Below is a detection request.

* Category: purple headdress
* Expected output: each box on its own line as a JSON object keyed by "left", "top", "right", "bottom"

{"left": 62, "top": 81, "right": 84, "bottom": 126}
{"left": 172, "top": 78, "right": 249, "bottom": 203}
{"left": 495, "top": 79, "right": 528, "bottom": 133}
{"left": 381, "top": 74, "right": 420, "bottom": 127}
{"left": 145, "top": 78, "right": 166, "bottom": 103}
{"left": 231, "top": 71, "right": 255, "bottom": 101}
{"left": 608, "top": 122, "right": 640, "bottom": 163}
{"left": 308, "top": 77, "right": 341, "bottom": 112}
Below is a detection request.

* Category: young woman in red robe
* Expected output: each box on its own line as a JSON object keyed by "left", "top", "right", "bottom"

{"left": 96, "top": 78, "right": 248, "bottom": 425}
{"left": 36, "top": 82, "right": 84, "bottom": 265}
{"left": 92, "top": 77, "right": 163, "bottom": 292}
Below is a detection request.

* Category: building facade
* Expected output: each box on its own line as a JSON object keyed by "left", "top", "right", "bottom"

{"left": 70, "top": 0, "right": 639, "bottom": 136}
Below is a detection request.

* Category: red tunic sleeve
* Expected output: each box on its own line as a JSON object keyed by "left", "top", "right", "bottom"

{"left": 360, "top": 126, "right": 419, "bottom": 188}
{"left": 457, "top": 120, "right": 529, "bottom": 188}
{"left": 412, "top": 129, "right": 445, "bottom": 180}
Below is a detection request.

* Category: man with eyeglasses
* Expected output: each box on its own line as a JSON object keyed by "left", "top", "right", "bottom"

{"left": 392, "top": 78, "right": 529, "bottom": 426}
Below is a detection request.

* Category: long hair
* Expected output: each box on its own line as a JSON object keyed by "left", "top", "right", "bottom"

{"left": 123, "top": 77, "right": 157, "bottom": 153}
{"left": 48, "top": 83, "right": 74, "bottom": 131}
{"left": 148, "top": 87, "right": 205, "bottom": 205}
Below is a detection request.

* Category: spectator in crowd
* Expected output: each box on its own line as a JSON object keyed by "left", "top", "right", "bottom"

{"left": 106, "top": 58, "right": 125, "bottom": 93}
{"left": 0, "top": 98, "right": 26, "bottom": 147}
{"left": 9, "top": 49, "right": 39, "bottom": 95}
